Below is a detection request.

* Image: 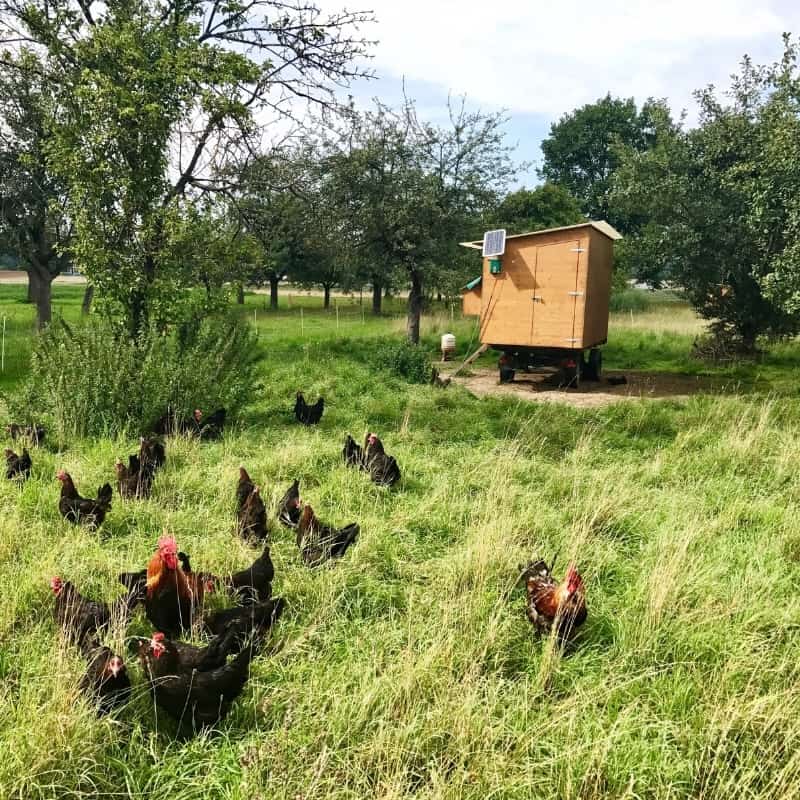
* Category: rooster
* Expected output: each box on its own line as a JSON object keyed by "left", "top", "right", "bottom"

{"left": 296, "top": 504, "right": 359, "bottom": 567}
{"left": 5, "top": 448, "right": 31, "bottom": 481}
{"left": 78, "top": 636, "right": 131, "bottom": 715}
{"left": 7, "top": 423, "right": 45, "bottom": 445}
{"left": 56, "top": 470, "right": 113, "bottom": 527}
{"left": 294, "top": 392, "right": 324, "bottom": 425}
{"left": 138, "top": 631, "right": 261, "bottom": 732}
{"left": 522, "top": 560, "right": 587, "bottom": 643}
{"left": 51, "top": 576, "right": 141, "bottom": 644}
{"left": 364, "top": 434, "right": 401, "bottom": 487}
{"left": 342, "top": 436, "right": 365, "bottom": 470}
{"left": 145, "top": 535, "right": 204, "bottom": 635}
{"left": 277, "top": 479, "right": 301, "bottom": 529}
{"left": 236, "top": 468, "right": 268, "bottom": 542}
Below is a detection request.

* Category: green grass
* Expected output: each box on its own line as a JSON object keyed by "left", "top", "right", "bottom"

{"left": 4, "top": 286, "right": 800, "bottom": 798}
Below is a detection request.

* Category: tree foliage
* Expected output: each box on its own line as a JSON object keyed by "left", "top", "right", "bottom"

{"left": 540, "top": 94, "right": 674, "bottom": 231}
{"left": 494, "top": 183, "right": 584, "bottom": 235}
{"left": 612, "top": 37, "right": 800, "bottom": 349}
{"left": 0, "top": 0, "right": 373, "bottom": 333}
{"left": 0, "top": 48, "right": 70, "bottom": 327}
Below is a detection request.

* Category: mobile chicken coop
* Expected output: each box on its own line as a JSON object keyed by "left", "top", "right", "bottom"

{"left": 460, "top": 221, "right": 622, "bottom": 387}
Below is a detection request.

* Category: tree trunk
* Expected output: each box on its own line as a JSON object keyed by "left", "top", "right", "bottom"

{"left": 323, "top": 284, "right": 331, "bottom": 309}
{"left": 236, "top": 284, "right": 245, "bottom": 305}
{"left": 384, "top": 286, "right": 392, "bottom": 299}
{"left": 269, "top": 276, "right": 279, "bottom": 310}
{"left": 407, "top": 270, "right": 423, "bottom": 344}
{"left": 81, "top": 284, "right": 94, "bottom": 315}
{"left": 436, "top": 290, "right": 442, "bottom": 302}
{"left": 130, "top": 290, "right": 146, "bottom": 337}
{"left": 372, "top": 282, "right": 382, "bottom": 315}
{"left": 26, "top": 269, "right": 39, "bottom": 304}
{"left": 34, "top": 271, "right": 52, "bottom": 329}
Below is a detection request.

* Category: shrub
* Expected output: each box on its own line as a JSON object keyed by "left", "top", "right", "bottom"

{"left": 372, "top": 338, "right": 431, "bottom": 383}
{"left": 609, "top": 287, "right": 652, "bottom": 313}
{"left": 12, "top": 314, "right": 259, "bottom": 440}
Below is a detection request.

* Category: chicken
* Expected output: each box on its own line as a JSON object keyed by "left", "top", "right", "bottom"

{"left": 51, "top": 576, "right": 141, "bottom": 645}
{"left": 138, "top": 435, "right": 166, "bottom": 474}
{"left": 342, "top": 435, "right": 366, "bottom": 469}
{"left": 6, "top": 423, "right": 45, "bottom": 445}
{"left": 56, "top": 470, "right": 113, "bottom": 527}
{"left": 204, "top": 597, "right": 285, "bottom": 647}
{"left": 78, "top": 636, "right": 132, "bottom": 715}
{"left": 131, "top": 625, "right": 241, "bottom": 672}
{"left": 296, "top": 504, "right": 359, "bottom": 567}
{"left": 222, "top": 544, "right": 274, "bottom": 604}
{"left": 5, "top": 448, "right": 31, "bottom": 481}
{"left": 117, "top": 569, "right": 147, "bottom": 604}
{"left": 115, "top": 455, "right": 149, "bottom": 499}
{"left": 294, "top": 392, "right": 324, "bottom": 425}
{"left": 176, "top": 551, "right": 219, "bottom": 598}
{"left": 138, "top": 631, "right": 261, "bottom": 732}
{"left": 277, "top": 479, "right": 301, "bottom": 529}
{"left": 364, "top": 433, "right": 401, "bottom": 487}
{"left": 236, "top": 468, "right": 268, "bottom": 542}
{"left": 522, "top": 560, "right": 587, "bottom": 643}
{"left": 195, "top": 408, "right": 226, "bottom": 440}
{"left": 145, "top": 535, "right": 204, "bottom": 635}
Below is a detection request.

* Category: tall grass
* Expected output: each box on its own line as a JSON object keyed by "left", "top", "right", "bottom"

{"left": 2, "top": 288, "right": 800, "bottom": 798}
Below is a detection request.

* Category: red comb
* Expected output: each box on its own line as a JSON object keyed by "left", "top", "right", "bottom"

{"left": 157, "top": 535, "right": 177, "bottom": 551}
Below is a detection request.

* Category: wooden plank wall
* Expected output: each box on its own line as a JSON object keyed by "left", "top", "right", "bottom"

{"left": 581, "top": 228, "right": 614, "bottom": 348}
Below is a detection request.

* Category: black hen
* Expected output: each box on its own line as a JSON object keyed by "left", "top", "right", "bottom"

{"left": 78, "top": 636, "right": 132, "bottom": 715}
{"left": 296, "top": 504, "right": 359, "bottom": 567}
{"left": 197, "top": 408, "right": 226, "bottom": 440}
{"left": 277, "top": 479, "right": 301, "bottom": 529}
{"left": 236, "top": 468, "right": 268, "bottom": 542}
{"left": 221, "top": 544, "right": 274, "bottom": 604}
{"left": 342, "top": 435, "right": 365, "bottom": 469}
{"left": 204, "top": 597, "right": 285, "bottom": 646}
{"left": 51, "top": 577, "right": 141, "bottom": 644}
{"left": 5, "top": 448, "right": 31, "bottom": 481}
{"left": 138, "top": 632, "right": 261, "bottom": 732}
{"left": 364, "top": 434, "right": 401, "bottom": 487}
{"left": 7, "top": 423, "right": 45, "bottom": 445}
{"left": 56, "top": 471, "right": 113, "bottom": 527}
{"left": 294, "top": 392, "right": 324, "bottom": 425}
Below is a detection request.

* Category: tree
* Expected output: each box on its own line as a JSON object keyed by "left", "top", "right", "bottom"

{"left": 494, "top": 183, "right": 584, "bottom": 235}
{"left": 540, "top": 94, "right": 673, "bottom": 231}
{"left": 0, "top": 49, "right": 71, "bottom": 327}
{"left": 611, "top": 38, "right": 800, "bottom": 350}
{"left": 0, "top": 0, "right": 373, "bottom": 334}
{"left": 325, "top": 98, "right": 517, "bottom": 341}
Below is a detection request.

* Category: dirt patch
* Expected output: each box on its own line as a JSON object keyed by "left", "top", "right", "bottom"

{"left": 444, "top": 367, "right": 726, "bottom": 408}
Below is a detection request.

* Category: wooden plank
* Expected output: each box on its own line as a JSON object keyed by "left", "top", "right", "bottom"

{"left": 451, "top": 343, "right": 489, "bottom": 377}
{"left": 531, "top": 240, "right": 581, "bottom": 346}
{"left": 581, "top": 228, "right": 613, "bottom": 347}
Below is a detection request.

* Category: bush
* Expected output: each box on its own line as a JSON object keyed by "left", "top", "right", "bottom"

{"left": 371, "top": 338, "right": 431, "bottom": 383}
{"left": 609, "top": 287, "right": 652, "bottom": 313}
{"left": 13, "top": 314, "right": 259, "bottom": 440}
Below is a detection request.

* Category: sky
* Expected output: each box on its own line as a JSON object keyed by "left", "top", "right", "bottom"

{"left": 318, "top": 0, "right": 800, "bottom": 185}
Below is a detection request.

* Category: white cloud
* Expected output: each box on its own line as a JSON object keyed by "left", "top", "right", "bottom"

{"left": 321, "top": 0, "right": 795, "bottom": 117}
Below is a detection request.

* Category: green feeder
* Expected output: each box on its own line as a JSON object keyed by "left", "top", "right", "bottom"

{"left": 489, "top": 258, "right": 502, "bottom": 274}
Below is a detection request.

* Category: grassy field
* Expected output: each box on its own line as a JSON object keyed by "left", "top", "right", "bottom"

{"left": 3, "top": 286, "right": 800, "bottom": 799}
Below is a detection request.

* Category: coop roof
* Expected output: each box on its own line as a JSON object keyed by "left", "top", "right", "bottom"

{"left": 462, "top": 276, "right": 482, "bottom": 292}
{"left": 459, "top": 220, "right": 622, "bottom": 250}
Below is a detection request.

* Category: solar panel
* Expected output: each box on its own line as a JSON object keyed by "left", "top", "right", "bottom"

{"left": 482, "top": 229, "right": 506, "bottom": 258}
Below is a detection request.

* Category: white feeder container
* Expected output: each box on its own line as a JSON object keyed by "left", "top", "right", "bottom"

{"left": 441, "top": 333, "right": 456, "bottom": 361}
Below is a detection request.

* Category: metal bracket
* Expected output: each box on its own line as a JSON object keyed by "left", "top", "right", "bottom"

{"left": 532, "top": 295, "right": 543, "bottom": 302}
{"left": 567, "top": 291, "right": 584, "bottom": 297}
{"left": 564, "top": 338, "right": 579, "bottom": 343}
{"left": 570, "top": 247, "right": 586, "bottom": 253}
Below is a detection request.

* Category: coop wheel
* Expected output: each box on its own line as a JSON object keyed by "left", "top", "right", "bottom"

{"left": 585, "top": 348, "right": 602, "bottom": 381}
{"left": 499, "top": 366, "right": 516, "bottom": 383}
{"left": 558, "top": 361, "right": 580, "bottom": 389}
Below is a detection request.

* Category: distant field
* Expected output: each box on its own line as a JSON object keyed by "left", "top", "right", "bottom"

{"left": 3, "top": 286, "right": 800, "bottom": 799}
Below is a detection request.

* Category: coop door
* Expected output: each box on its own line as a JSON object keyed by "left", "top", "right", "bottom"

{"left": 530, "top": 241, "right": 582, "bottom": 346}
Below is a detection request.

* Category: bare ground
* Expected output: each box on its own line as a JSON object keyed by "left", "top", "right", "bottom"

{"left": 444, "top": 366, "right": 728, "bottom": 408}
